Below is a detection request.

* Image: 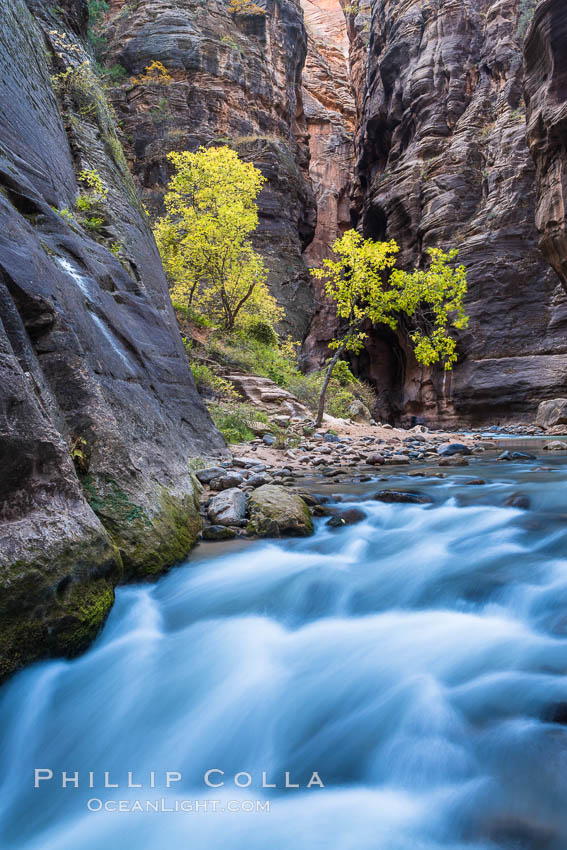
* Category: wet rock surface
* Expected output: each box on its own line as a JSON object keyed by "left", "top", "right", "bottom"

{"left": 0, "top": 0, "right": 224, "bottom": 681}
{"left": 247, "top": 484, "right": 314, "bottom": 537}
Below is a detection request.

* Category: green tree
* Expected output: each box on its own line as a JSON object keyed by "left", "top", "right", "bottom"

{"left": 155, "top": 146, "right": 281, "bottom": 331}
{"left": 311, "top": 230, "right": 469, "bottom": 427}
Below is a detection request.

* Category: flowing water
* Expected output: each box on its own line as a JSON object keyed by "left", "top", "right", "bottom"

{"left": 2, "top": 456, "right": 567, "bottom": 849}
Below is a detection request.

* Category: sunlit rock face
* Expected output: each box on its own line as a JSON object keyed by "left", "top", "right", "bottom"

{"left": 104, "top": 0, "right": 317, "bottom": 338}
{"left": 524, "top": 0, "right": 567, "bottom": 293}
{"left": 353, "top": 0, "right": 567, "bottom": 425}
{"left": 300, "top": 0, "right": 356, "bottom": 367}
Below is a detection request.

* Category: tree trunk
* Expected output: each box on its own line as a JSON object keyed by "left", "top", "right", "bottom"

{"left": 315, "top": 344, "right": 346, "bottom": 428}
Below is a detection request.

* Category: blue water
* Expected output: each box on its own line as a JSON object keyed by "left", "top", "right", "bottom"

{"left": 2, "top": 458, "right": 567, "bottom": 849}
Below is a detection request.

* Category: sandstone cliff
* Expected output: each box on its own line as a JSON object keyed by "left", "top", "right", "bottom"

{"left": 100, "top": 0, "right": 317, "bottom": 338}
{"left": 300, "top": 0, "right": 357, "bottom": 367}
{"left": 351, "top": 0, "right": 567, "bottom": 425}
{"left": 524, "top": 0, "right": 567, "bottom": 291}
{"left": 0, "top": 0, "right": 225, "bottom": 681}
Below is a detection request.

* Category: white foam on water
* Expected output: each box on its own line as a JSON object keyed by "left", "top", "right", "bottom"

{"left": 2, "top": 466, "right": 567, "bottom": 849}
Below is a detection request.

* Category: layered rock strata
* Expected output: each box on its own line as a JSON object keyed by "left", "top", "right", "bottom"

{"left": 102, "top": 0, "right": 317, "bottom": 338}
{"left": 353, "top": 0, "right": 567, "bottom": 425}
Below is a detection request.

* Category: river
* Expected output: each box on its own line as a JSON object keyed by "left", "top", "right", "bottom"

{"left": 1, "top": 453, "right": 567, "bottom": 849}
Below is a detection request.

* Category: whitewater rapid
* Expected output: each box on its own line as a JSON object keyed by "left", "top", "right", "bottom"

{"left": 1, "top": 457, "right": 567, "bottom": 849}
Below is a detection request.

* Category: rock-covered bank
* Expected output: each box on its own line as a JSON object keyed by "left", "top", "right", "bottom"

{"left": 0, "top": 0, "right": 225, "bottom": 681}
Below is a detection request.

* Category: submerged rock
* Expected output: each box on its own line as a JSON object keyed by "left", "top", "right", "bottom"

{"left": 247, "top": 485, "right": 314, "bottom": 537}
{"left": 439, "top": 457, "right": 470, "bottom": 467}
{"left": 326, "top": 508, "right": 367, "bottom": 527}
{"left": 504, "top": 494, "right": 531, "bottom": 510}
{"left": 438, "top": 443, "right": 472, "bottom": 457}
{"left": 373, "top": 491, "right": 433, "bottom": 504}
{"left": 202, "top": 526, "right": 238, "bottom": 541}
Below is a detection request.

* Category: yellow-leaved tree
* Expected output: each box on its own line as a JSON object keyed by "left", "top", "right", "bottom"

{"left": 311, "top": 230, "right": 469, "bottom": 427}
{"left": 154, "top": 146, "right": 281, "bottom": 331}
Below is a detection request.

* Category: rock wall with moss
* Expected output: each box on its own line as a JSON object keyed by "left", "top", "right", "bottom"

{"left": 0, "top": 0, "right": 225, "bottom": 682}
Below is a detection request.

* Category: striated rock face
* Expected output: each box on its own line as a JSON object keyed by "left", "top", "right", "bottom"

{"left": 102, "top": 0, "right": 316, "bottom": 339}
{"left": 0, "top": 0, "right": 224, "bottom": 681}
{"left": 300, "top": 0, "right": 357, "bottom": 367}
{"left": 353, "top": 0, "right": 567, "bottom": 425}
{"left": 524, "top": 0, "right": 567, "bottom": 292}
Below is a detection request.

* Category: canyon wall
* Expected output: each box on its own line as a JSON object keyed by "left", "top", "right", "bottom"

{"left": 524, "top": 0, "right": 567, "bottom": 292}
{"left": 102, "top": 0, "right": 317, "bottom": 338}
{"left": 0, "top": 0, "right": 224, "bottom": 681}
{"left": 351, "top": 0, "right": 567, "bottom": 425}
{"left": 300, "top": 0, "right": 357, "bottom": 366}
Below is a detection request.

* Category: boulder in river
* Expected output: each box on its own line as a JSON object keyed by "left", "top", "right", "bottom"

{"left": 247, "top": 485, "right": 314, "bottom": 537}
{"left": 439, "top": 457, "right": 469, "bottom": 467}
{"left": 544, "top": 441, "right": 567, "bottom": 451}
{"left": 208, "top": 489, "right": 247, "bottom": 526}
{"left": 326, "top": 508, "right": 367, "bottom": 527}
{"left": 373, "top": 491, "right": 433, "bottom": 504}
{"left": 438, "top": 443, "right": 472, "bottom": 456}
{"left": 504, "top": 494, "right": 531, "bottom": 510}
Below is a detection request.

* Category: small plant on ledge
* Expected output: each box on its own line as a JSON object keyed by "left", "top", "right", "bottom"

{"left": 229, "top": 0, "right": 267, "bottom": 16}
{"left": 130, "top": 61, "right": 173, "bottom": 86}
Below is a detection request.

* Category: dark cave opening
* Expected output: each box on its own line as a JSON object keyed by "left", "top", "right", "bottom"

{"left": 348, "top": 325, "right": 406, "bottom": 424}
{"left": 363, "top": 204, "right": 388, "bottom": 242}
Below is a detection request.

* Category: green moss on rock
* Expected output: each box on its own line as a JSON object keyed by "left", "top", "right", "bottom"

{"left": 0, "top": 534, "right": 121, "bottom": 684}
{"left": 82, "top": 475, "right": 203, "bottom": 578}
{"left": 247, "top": 484, "right": 314, "bottom": 538}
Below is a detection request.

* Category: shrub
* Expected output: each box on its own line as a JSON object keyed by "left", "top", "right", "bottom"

{"left": 245, "top": 319, "right": 278, "bottom": 346}
{"left": 204, "top": 332, "right": 300, "bottom": 388}
{"left": 87, "top": 0, "right": 108, "bottom": 58}
{"left": 287, "top": 362, "right": 377, "bottom": 420}
{"left": 79, "top": 168, "right": 108, "bottom": 200}
{"left": 229, "top": 0, "right": 267, "bottom": 15}
{"left": 102, "top": 64, "right": 128, "bottom": 84}
{"left": 130, "top": 61, "right": 172, "bottom": 86}
{"left": 190, "top": 363, "right": 236, "bottom": 398}
{"left": 208, "top": 401, "right": 266, "bottom": 444}
{"left": 85, "top": 216, "right": 104, "bottom": 231}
